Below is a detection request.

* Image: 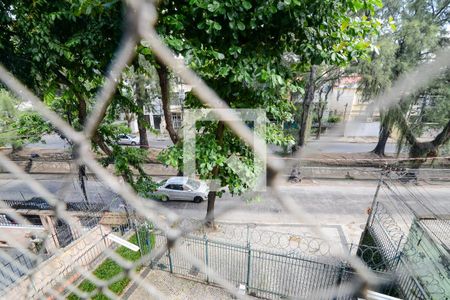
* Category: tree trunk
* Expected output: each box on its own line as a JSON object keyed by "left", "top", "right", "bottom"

{"left": 136, "top": 74, "right": 149, "bottom": 149}
{"left": 432, "top": 119, "right": 450, "bottom": 148}
{"left": 205, "top": 122, "right": 225, "bottom": 228}
{"left": 156, "top": 59, "right": 179, "bottom": 144}
{"left": 137, "top": 118, "right": 148, "bottom": 148}
{"left": 298, "top": 65, "right": 317, "bottom": 148}
{"left": 408, "top": 119, "right": 450, "bottom": 167}
{"left": 316, "top": 110, "right": 323, "bottom": 139}
{"left": 316, "top": 100, "right": 325, "bottom": 140}
{"left": 78, "top": 165, "right": 89, "bottom": 203}
{"left": 372, "top": 123, "right": 390, "bottom": 156}
{"left": 76, "top": 98, "right": 89, "bottom": 203}
{"left": 92, "top": 134, "right": 113, "bottom": 156}
{"left": 316, "top": 85, "right": 332, "bottom": 140}
{"left": 205, "top": 191, "right": 217, "bottom": 227}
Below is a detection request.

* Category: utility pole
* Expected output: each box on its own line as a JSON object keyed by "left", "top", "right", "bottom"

{"left": 358, "top": 171, "right": 383, "bottom": 246}
{"left": 343, "top": 103, "right": 348, "bottom": 121}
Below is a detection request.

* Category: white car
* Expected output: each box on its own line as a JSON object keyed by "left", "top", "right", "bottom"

{"left": 156, "top": 177, "right": 209, "bottom": 203}
{"left": 117, "top": 134, "right": 140, "bottom": 146}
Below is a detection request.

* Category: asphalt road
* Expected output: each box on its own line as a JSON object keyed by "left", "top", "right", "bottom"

{"left": 0, "top": 175, "right": 121, "bottom": 209}
{"left": 1, "top": 175, "right": 448, "bottom": 245}
{"left": 25, "top": 134, "right": 398, "bottom": 153}
{"left": 1, "top": 176, "right": 448, "bottom": 215}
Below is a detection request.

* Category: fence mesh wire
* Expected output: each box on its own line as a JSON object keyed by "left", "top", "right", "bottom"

{"left": 0, "top": 0, "right": 449, "bottom": 299}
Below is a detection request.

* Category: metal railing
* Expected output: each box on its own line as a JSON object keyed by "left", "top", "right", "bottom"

{"left": 364, "top": 187, "right": 442, "bottom": 300}
{"left": 152, "top": 232, "right": 349, "bottom": 299}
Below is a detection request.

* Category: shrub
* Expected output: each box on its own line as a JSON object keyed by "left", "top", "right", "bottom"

{"left": 327, "top": 115, "right": 341, "bottom": 123}
{"left": 67, "top": 231, "right": 154, "bottom": 300}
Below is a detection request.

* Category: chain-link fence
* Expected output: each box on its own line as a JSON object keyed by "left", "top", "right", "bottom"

{"left": 151, "top": 232, "right": 347, "bottom": 299}
{"left": 147, "top": 224, "right": 400, "bottom": 300}
{"left": 361, "top": 175, "right": 450, "bottom": 299}
{"left": 0, "top": 0, "right": 449, "bottom": 299}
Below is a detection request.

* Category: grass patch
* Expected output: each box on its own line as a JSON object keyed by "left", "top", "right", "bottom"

{"left": 67, "top": 229, "right": 154, "bottom": 300}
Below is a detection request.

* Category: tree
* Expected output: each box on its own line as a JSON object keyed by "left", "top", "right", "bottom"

{"left": 0, "top": 1, "right": 159, "bottom": 198}
{"left": 156, "top": 0, "right": 381, "bottom": 226}
{"left": 316, "top": 82, "right": 334, "bottom": 139}
{"left": 358, "top": 0, "right": 449, "bottom": 156}
{"left": 298, "top": 65, "right": 317, "bottom": 147}
{"left": 0, "top": 89, "right": 19, "bottom": 148}
{"left": 119, "top": 60, "right": 157, "bottom": 149}
{"left": 155, "top": 59, "right": 180, "bottom": 145}
{"left": 395, "top": 69, "right": 450, "bottom": 162}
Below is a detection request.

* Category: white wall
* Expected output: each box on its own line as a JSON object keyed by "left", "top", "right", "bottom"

{"left": 344, "top": 121, "right": 380, "bottom": 137}
{"left": 2, "top": 225, "right": 113, "bottom": 299}
{"left": 327, "top": 88, "right": 357, "bottom": 117}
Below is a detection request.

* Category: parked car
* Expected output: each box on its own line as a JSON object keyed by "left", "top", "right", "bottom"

{"left": 117, "top": 134, "right": 139, "bottom": 146}
{"left": 156, "top": 177, "right": 209, "bottom": 202}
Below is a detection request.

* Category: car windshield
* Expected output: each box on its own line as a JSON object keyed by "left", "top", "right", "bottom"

{"left": 159, "top": 179, "right": 167, "bottom": 186}
{"left": 187, "top": 179, "right": 200, "bottom": 189}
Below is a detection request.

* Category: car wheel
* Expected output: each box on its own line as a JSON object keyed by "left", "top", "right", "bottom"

{"left": 161, "top": 195, "right": 169, "bottom": 202}
{"left": 131, "top": 141, "right": 136, "bottom": 146}
{"left": 193, "top": 196, "right": 203, "bottom": 203}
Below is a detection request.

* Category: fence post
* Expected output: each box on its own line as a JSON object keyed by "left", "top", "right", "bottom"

{"left": 393, "top": 234, "right": 404, "bottom": 269}
{"left": 333, "top": 263, "right": 345, "bottom": 300}
{"left": 356, "top": 175, "right": 382, "bottom": 249}
{"left": 371, "top": 202, "right": 379, "bottom": 227}
{"left": 205, "top": 235, "right": 209, "bottom": 283}
{"left": 395, "top": 234, "right": 404, "bottom": 254}
{"left": 136, "top": 225, "right": 144, "bottom": 257}
{"left": 246, "top": 242, "right": 251, "bottom": 292}
{"left": 348, "top": 243, "right": 354, "bottom": 254}
{"left": 168, "top": 236, "right": 174, "bottom": 274}
{"left": 366, "top": 175, "right": 382, "bottom": 227}
{"left": 246, "top": 224, "right": 250, "bottom": 245}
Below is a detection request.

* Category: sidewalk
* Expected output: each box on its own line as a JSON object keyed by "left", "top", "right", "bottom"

{"left": 124, "top": 269, "right": 239, "bottom": 300}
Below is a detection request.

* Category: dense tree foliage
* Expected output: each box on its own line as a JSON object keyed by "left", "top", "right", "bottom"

{"left": 156, "top": 0, "right": 381, "bottom": 225}
{"left": 358, "top": 0, "right": 450, "bottom": 157}
{"left": 0, "top": 1, "right": 160, "bottom": 196}
{"left": 1, "top": 0, "right": 381, "bottom": 222}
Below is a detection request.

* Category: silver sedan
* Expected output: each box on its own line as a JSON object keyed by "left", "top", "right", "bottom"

{"left": 156, "top": 177, "right": 209, "bottom": 203}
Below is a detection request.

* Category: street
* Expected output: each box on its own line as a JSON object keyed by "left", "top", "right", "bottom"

{"left": 25, "top": 134, "right": 398, "bottom": 153}
{"left": 1, "top": 175, "right": 448, "bottom": 246}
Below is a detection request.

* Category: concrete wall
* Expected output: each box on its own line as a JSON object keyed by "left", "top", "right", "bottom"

{"left": 403, "top": 221, "right": 450, "bottom": 299}
{"left": 0, "top": 225, "right": 46, "bottom": 249}
{"left": 327, "top": 88, "right": 356, "bottom": 117}
{"left": 2, "top": 225, "right": 112, "bottom": 299}
{"left": 344, "top": 121, "right": 380, "bottom": 137}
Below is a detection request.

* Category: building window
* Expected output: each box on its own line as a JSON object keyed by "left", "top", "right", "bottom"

{"left": 172, "top": 113, "right": 182, "bottom": 129}
{"left": 153, "top": 115, "right": 161, "bottom": 130}
{"left": 23, "top": 214, "right": 43, "bottom": 226}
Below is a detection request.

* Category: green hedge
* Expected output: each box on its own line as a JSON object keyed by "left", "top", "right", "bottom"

{"left": 67, "top": 230, "right": 154, "bottom": 300}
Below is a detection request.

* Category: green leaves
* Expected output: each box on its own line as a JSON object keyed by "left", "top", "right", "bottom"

{"left": 388, "top": 16, "right": 397, "bottom": 31}
{"left": 154, "top": 0, "right": 381, "bottom": 204}
{"left": 242, "top": 1, "right": 252, "bottom": 10}
{"left": 14, "top": 112, "right": 53, "bottom": 144}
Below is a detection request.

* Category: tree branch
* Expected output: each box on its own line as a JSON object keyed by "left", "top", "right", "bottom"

{"left": 432, "top": 119, "right": 450, "bottom": 147}
{"left": 434, "top": 0, "right": 450, "bottom": 18}
{"left": 156, "top": 58, "right": 179, "bottom": 144}
{"left": 55, "top": 70, "right": 112, "bottom": 156}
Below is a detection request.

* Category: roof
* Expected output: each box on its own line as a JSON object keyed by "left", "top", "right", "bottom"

{"left": 166, "top": 177, "right": 189, "bottom": 185}
{"left": 2, "top": 198, "right": 107, "bottom": 212}
{"left": 335, "top": 75, "right": 361, "bottom": 88}
{"left": 418, "top": 217, "right": 450, "bottom": 252}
